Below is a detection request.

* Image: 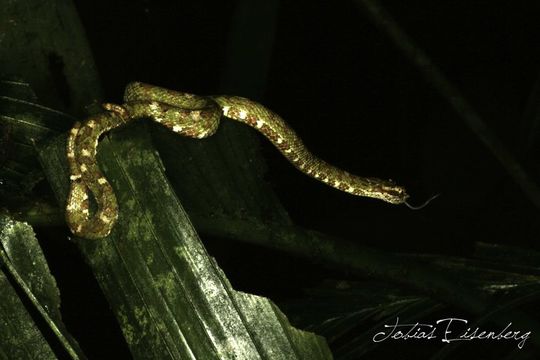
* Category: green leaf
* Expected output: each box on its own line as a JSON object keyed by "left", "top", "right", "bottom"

{"left": 0, "top": 215, "right": 86, "bottom": 359}
{"left": 37, "top": 122, "right": 332, "bottom": 359}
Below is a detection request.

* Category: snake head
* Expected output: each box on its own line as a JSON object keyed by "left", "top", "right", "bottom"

{"left": 372, "top": 179, "right": 409, "bottom": 204}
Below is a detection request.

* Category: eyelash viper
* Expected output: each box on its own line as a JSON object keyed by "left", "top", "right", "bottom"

{"left": 66, "top": 82, "right": 408, "bottom": 239}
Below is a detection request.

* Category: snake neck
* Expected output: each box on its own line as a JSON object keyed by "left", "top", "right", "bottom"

{"left": 212, "top": 95, "right": 408, "bottom": 204}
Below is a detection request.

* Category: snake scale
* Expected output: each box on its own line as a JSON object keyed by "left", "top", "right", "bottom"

{"left": 66, "top": 82, "right": 409, "bottom": 239}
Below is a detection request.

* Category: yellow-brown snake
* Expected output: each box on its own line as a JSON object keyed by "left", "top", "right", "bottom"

{"left": 66, "top": 82, "right": 409, "bottom": 239}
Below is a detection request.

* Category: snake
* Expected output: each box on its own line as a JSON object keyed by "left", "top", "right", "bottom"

{"left": 66, "top": 82, "right": 409, "bottom": 239}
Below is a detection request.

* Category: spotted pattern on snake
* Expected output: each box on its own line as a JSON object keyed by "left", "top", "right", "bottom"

{"left": 66, "top": 82, "right": 409, "bottom": 239}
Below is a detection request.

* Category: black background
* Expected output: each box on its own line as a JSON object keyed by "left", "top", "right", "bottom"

{"left": 42, "top": 1, "right": 540, "bottom": 358}
{"left": 72, "top": 0, "right": 539, "bottom": 248}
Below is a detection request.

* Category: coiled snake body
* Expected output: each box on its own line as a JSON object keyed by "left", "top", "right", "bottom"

{"left": 66, "top": 82, "right": 408, "bottom": 239}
